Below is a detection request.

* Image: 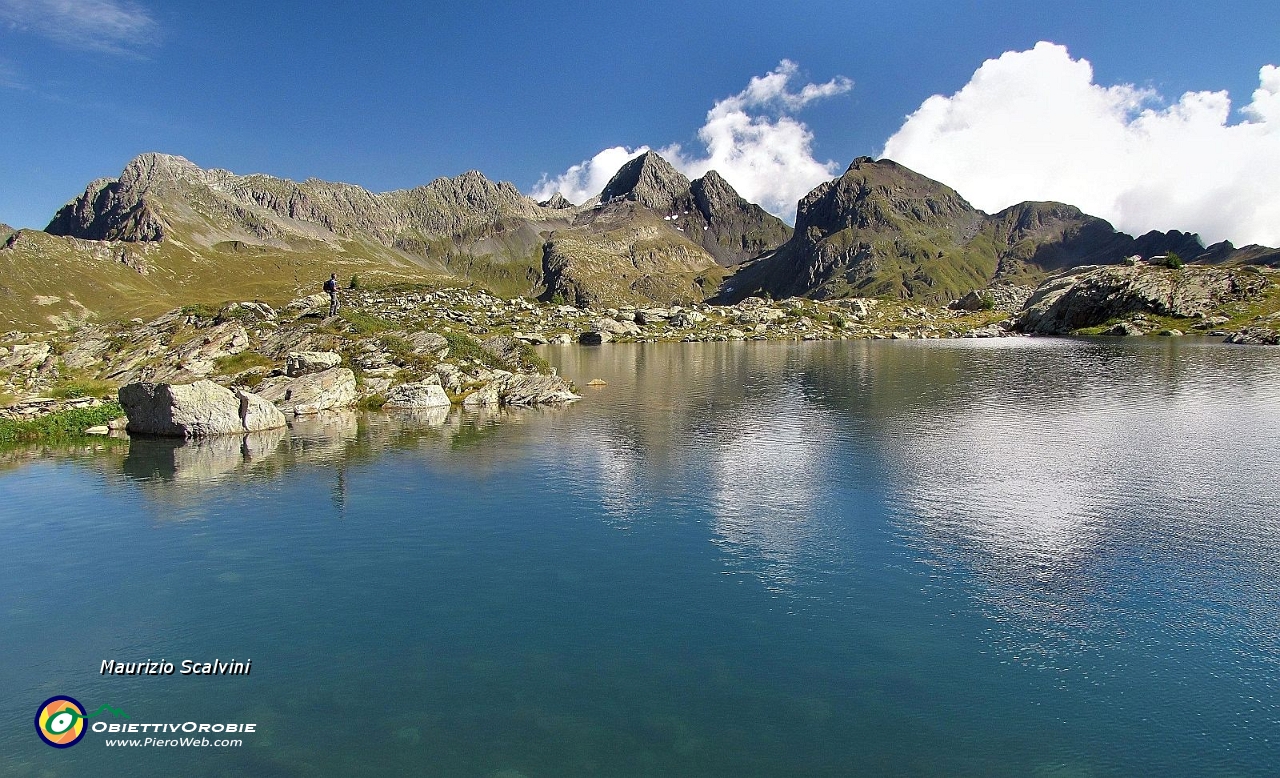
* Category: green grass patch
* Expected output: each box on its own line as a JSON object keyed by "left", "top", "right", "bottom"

{"left": 338, "top": 309, "right": 395, "bottom": 335}
{"left": 0, "top": 402, "right": 124, "bottom": 445}
{"left": 356, "top": 394, "right": 386, "bottom": 410}
{"left": 49, "top": 378, "right": 117, "bottom": 400}
{"left": 213, "top": 351, "right": 275, "bottom": 376}
{"left": 233, "top": 372, "right": 267, "bottom": 390}
{"left": 514, "top": 341, "right": 551, "bottom": 374}
{"left": 442, "top": 332, "right": 503, "bottom": 369}
{"left": 179, "top": 303, "right": 221, "bottom": 320}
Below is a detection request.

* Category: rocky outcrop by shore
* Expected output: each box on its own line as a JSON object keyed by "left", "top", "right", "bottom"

{"left": 119, "top": 380, "right": 286, "bottom": 437}
{"left": 1224, "top": 327, "right": 1280, "bottom": 345}
{"left": 1018, "top": 264, "right": 1272, "bottom": 335}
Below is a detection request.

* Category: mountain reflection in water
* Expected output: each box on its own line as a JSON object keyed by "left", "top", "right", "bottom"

{"left": 3, "top": 338, "right": 1279, "bottom": 777}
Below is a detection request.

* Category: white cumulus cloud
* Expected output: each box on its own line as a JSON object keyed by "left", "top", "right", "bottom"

{"left": 534, "top": 60, "right": 852, "bottom": 222}
{"left": 881, "top": 42, "right": 1280, "bottom": 247}
{"left": 532, "top": 145, "right": 650, "bottom": 205}
{"left": 0, "top": 0, "right": 159, "bottom": 55}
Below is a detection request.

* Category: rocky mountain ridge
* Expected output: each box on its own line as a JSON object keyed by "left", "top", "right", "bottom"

{"left": 8, "top": 152, "right": 791, "bottom": 328}
{"left": 5, "top": 151, "right": 1280, "bottom": 333}
{"left": 723, "top": 157, "right": 1280, "bottom": 304}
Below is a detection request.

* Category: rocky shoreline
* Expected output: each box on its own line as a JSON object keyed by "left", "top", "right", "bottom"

{"left": 1, "top": 262, "right": 1277, "bottom": 435}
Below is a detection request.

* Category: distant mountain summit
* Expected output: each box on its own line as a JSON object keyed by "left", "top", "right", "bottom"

{"left": 600, "top": 151, "right": 690, "bottom": 211}
{"left": 723, "top": 157, "right": 1273, "bottom": 303}
{"left": 596, "top": 151, "right": 791, "bottom": 267}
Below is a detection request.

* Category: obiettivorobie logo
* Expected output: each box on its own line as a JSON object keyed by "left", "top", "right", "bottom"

{"left": 34, "top": 696, "right": 127, "bottom": 748}
{"left": 34, "top": 695, "right": 257, "bottom": 749}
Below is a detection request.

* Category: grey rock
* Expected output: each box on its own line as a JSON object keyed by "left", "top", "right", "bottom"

{"left": 235, "top": 301, "right": 277, "bottom": 320}
{"left": 635, "top": 308, "right": 671, "bottom": 325}
{"left": 498, "top": 375, "right": 581, "bottom": 405}
{"left": 434, "top": 363, "right": 464, "bottom": 392}
{"left": 405, "top": 331, "right": 448, "bottom": 355}
{"left": 1224, "top": 327, "right": 1280, "bottom": 345}
{"left": 462, "top": 383, "right": 500, "bottom": 407}
{"left": 966, "top": 323, "right": 1008, "bottom": 338}
{"left": 951, "top": 284, "right": 1034, "bottom": 313}
{"left": 237, "top": 388, "right": 288, "bottom": 431}
{"left": 260, "top": 367, "right": 357, "bottom": 414}
{"left": 2, "top": 342, "right": 51, "bottom": 369}
{"left": 1104, "top": 322, "right": 1146, "bottom": 337}
{"left": 384, "top": 381, "right": 451, "bottom": 408}
{"left": 174, "top": 321, "right": 249, "bottom": 377}
{"left": 1193, "top": 315, "right": 1231, "bottom": 330}
{"left": 481, "top": 335, "right": 525, "bottom": 368}
{"left": 287, "top": 293, "right": 331, "bottom": 313}
{"left": 286, "top": 350, "right": 342, "bottom": 377}
{"left": 669, "top": 310, "right": 707, "bottom": 327}
{"left": 592, "top": 317, "right": 640, "bottom": 336}
{"left": 539, "top": 192, "right": 574, "bottom": 209}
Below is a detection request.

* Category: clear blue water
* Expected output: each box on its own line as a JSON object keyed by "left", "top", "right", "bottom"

{"left": 2, "top": 338, "right": 1279, "bottom": 776}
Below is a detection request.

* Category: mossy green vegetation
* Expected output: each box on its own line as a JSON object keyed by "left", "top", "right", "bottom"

{"left": 0, "top": 402, "right": 123, "bottom": 445}
{"left": 442, "top": 332, "right": 502, "bottom": 369}
{"left": 356, "top": 393, "right": 386, "bottom": 410}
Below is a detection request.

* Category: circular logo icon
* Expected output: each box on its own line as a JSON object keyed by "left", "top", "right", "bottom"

{"left": 35, "top": 696, "right": 87, "bottom": 748}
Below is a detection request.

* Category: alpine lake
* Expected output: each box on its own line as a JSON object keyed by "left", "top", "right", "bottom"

{"left": 2, "top": 337, "right": 1279, "bottom": 777}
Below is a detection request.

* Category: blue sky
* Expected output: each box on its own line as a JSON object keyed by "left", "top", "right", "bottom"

{"left": 2, "top": 1, "right": 1278, "bottom": 242}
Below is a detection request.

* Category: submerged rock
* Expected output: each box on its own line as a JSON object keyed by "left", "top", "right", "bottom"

{"left": 119, "top": 379, "right": 286, "bottom": 437}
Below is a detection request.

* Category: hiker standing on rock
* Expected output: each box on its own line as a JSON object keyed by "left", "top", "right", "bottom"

{"left": 324, "top": 273, "right": 339, "bottom": 317}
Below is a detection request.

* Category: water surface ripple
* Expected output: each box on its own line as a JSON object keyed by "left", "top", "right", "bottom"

{"left": 1, "top": 338, "right": 1278, "bottom": 776}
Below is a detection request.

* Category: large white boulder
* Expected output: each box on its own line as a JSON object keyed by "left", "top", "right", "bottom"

{"left": 119, "top": 380, "right": 286, "bottom": 437}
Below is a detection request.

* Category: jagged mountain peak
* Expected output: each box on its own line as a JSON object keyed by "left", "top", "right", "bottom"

{"left": 845, "top": 155, "right": 877, "bottom": 171}
{"left": 119, "top": 152, "right": 205, "bottom": 188}
{"left": 690, "top": 169, "right": 734, "bottom": 199}
{"left": 539, "top": 192, "right": 574, "bottom": 209}
{"left": 599, "top": 151, "right": 691, "bottom": 211}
